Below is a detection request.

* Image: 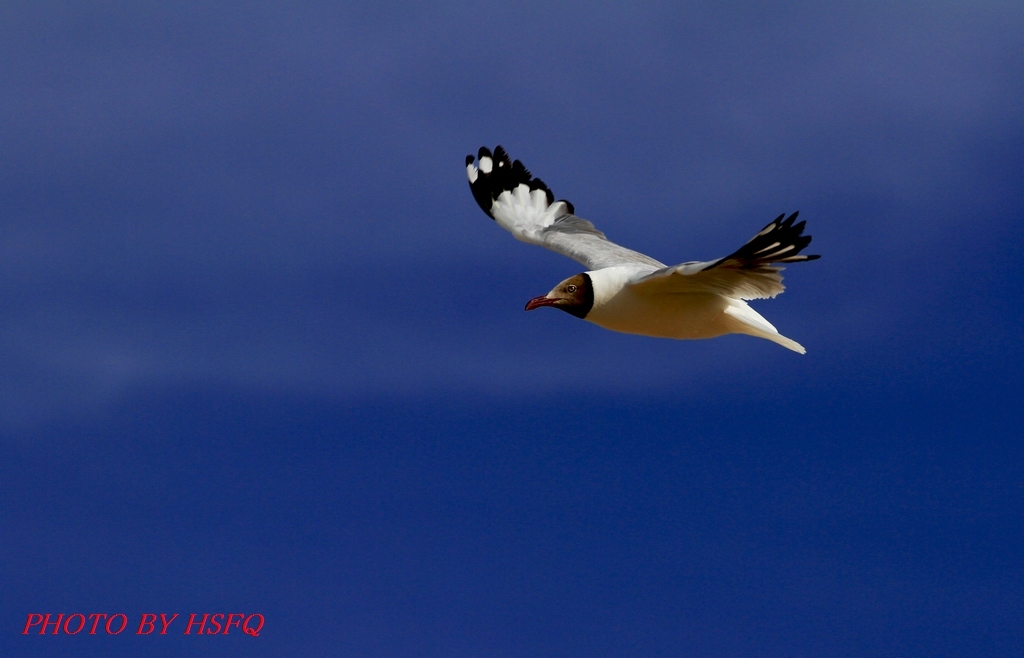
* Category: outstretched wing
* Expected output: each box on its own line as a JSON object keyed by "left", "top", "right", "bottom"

{"left": 628, "top": 212, "right": 820, "bottom": 299}
{"left": 467, "top": 146, "right": 664, "bottom": 271}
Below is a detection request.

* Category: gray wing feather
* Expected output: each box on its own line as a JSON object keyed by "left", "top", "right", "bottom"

{"left": 629, "top": 260, "right": 786, "bottom": 299}
{"left": 629, "top": 212, "right": 819, "bottom": 299}
{"left": 541, "top": 217, "right": 665, "bottom": 270}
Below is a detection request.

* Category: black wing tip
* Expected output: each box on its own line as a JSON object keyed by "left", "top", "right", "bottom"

{"left": 725, "top": 210, "right": 820, "bottom": 268}
{"left": 466, "top": 145, "right": 570, "bottom": 218}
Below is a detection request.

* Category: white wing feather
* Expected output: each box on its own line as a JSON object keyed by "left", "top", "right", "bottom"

{"left": 467, "top": 147, "right": 664, "bottom": 271}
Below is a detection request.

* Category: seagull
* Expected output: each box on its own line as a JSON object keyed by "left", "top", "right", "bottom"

{"left": 466, "top": 146, "right": 820, "bottom": 353}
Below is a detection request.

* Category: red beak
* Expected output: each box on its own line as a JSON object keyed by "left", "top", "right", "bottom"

{"left": 525, "top": 295, "right": 559, "bottom": 311}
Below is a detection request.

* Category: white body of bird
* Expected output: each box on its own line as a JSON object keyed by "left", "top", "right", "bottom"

{"left": 574, "top": 265, "right": 805, "bottom": 353}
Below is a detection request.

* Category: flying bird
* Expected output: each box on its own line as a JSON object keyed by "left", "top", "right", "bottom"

{"left": 466, "top": 146, "right": 820, "bottom": 353}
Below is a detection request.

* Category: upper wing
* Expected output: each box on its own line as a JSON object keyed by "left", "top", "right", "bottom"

{"left": 628, "top": 212, "right": 820, "bottom": 299}
{"left": 466, "top": 146, "right": 665, "bottom": 271}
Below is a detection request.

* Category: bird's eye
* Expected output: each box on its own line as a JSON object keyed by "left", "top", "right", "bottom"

{"left": 567, "top": 285, "right": 577, "bottom": 293}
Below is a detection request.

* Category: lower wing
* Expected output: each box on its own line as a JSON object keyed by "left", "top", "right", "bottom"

{"left": 628, "top": 212, "right": 820, "bottom": 299}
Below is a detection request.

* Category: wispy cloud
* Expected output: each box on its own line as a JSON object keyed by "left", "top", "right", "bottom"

{"left": 1, "top": 2, "right": 1021, "bottom": 428}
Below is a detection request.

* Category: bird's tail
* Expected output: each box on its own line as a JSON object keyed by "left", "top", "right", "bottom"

{"left": 723, "top": 301, "right": 806, "bottom": 354}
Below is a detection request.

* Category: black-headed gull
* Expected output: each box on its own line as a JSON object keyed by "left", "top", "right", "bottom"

{"left": 466, "top": 146, "right": 820, "bottom": 353}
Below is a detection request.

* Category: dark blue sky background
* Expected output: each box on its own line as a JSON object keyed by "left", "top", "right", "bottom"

{"left": 3, "top": 2, "right": 1022, "bottom": 656}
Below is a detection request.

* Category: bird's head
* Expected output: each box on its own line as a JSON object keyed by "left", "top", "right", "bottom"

{"left": 524, "top": 273, "right": 594, "bottom": 319}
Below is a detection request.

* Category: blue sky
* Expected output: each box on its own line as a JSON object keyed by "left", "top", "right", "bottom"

{"left": 3, "top": 2, "right": 1023, "bottom": 656}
